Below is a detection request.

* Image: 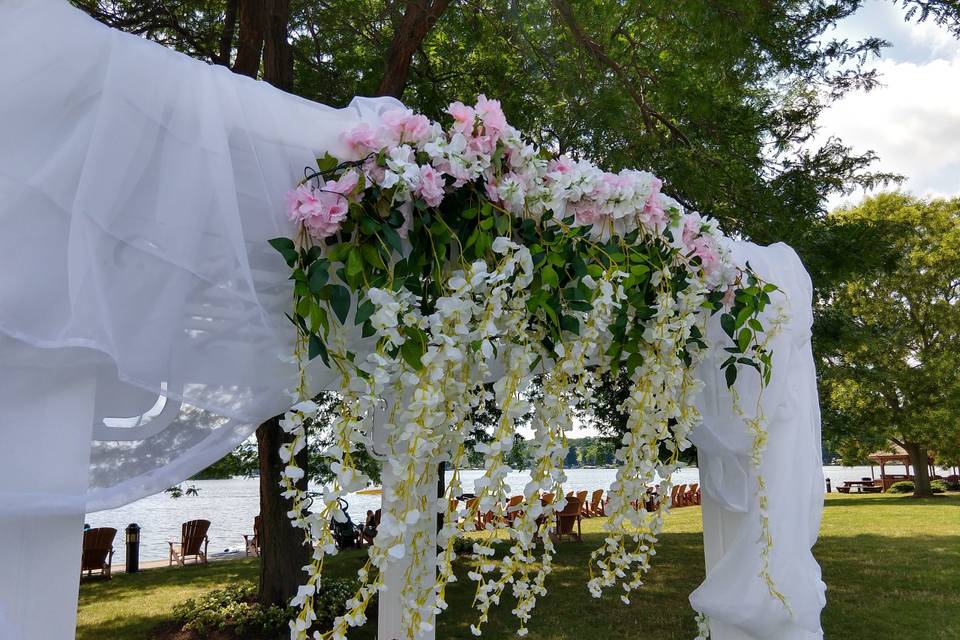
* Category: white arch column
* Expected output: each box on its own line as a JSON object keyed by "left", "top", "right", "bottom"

{"left": 0, "top": 355, "right": 97, "bottom": 640}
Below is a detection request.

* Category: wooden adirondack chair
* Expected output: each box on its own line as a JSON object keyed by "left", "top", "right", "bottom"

{"left": 672, "top": 484, "right": 688, "bottom": 508}
{"left": 168, "top": 519, "right": 210, "bottom": 566}
{"left": 504, "top": 495, "right": 524, "bottom": 525}
{"left": 587, "top": 489, "right": 605, "bottom": 516}
{"left": 243, "top": 515, "right": 261, "bottom": 557}
{"left": 552, "top": 496, "right": 583, "bottom": 543}
{"left": 574, "top": 490, "right": 589, "bottom": 517}
{"left": 465, "top": 498, "right": 494, "bottom": 530}
{"left": 687, "top": 483, "right": 701, "bottom": 506}
{"left": 81, "top": 527, "right": 116, "bottom": 579}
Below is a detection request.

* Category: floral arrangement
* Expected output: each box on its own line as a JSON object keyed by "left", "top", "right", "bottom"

{"left": 269, "top": 96, "right": 782, "bottom": 640}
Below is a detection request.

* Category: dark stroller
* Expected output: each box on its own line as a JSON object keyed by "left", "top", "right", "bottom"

{"left": 332, "top": 498, "right": 359, "bottom": 550}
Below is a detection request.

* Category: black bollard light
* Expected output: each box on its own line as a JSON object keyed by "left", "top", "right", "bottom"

{"left": 125, "top": 523, "right": 141, "bottom": 573}
{"left": 825, "top": 478, "right": 832, "bottom": 493}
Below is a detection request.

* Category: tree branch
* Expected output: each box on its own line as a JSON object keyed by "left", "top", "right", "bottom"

{"left": 549, "top": 0, "right": 690, "bottom": 147}
{"left": 375, "top": 0, "right": 452, "bottom": 99}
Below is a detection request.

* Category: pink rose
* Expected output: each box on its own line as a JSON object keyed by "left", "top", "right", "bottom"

{"left": 416, "top": 165, "right": 445, "bottom": 207}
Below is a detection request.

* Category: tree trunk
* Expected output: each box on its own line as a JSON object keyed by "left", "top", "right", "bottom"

{"left": 256, "top": 416, "right": 310, "bottom": 605}
{"left": 375, "top": 0, "right": 451, "bottom": 98}
{"left": 233, "top": 0, "right": 268, "bottom": 78}
{"left": 904, "top": 441, "right": 933, "bottom": 498}
{"left": 263, "top": 0, "right": 293, "bottom": 91}
{"left": 237, "top": 0, "right": 303, "bottom": 607}
{"left": 215, "top": 0, "right": 240, "bottom": 67}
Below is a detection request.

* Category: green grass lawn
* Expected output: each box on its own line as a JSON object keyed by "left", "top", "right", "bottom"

{"left": 77, "top": 493, "right": 960, "bottom": 640}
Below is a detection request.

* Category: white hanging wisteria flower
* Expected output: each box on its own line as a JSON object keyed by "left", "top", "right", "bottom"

{"left": 269, "top": 95, "right": 784, "bottom": 640}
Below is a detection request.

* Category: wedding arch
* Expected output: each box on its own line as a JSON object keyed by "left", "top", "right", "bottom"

{"left": 0, "top": 3, "right": 825, "bottom": 640}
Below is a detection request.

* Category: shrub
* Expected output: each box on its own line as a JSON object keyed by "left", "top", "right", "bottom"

{"left": 888, "top": 481, "right": 915, "bottom": 494}
{"left": 452, "top": 536, "right": 474, "bottom": 556}
{"left": 173, "top": 578, "right": 357, "bottom": 639}
{"left": 930, "top": 480, "right": 947, "bottom": 494}
{"left": 946, "top": 479, "right": 960, "bottom": 491}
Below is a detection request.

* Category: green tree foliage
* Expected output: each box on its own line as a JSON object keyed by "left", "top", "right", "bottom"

{"left": 815, "top": 193, "right": 960, "bottom": 497}
{"left": 75, "top": 0, "right": 960, "bottom": 247}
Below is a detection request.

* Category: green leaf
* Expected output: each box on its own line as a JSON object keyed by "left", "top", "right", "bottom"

{"left": 329, "top": 285, "right": 351, "bottom": 324}
{"left": 362, "top": 243, "right": 386, "bottom": 269}
{"left": 381, "top": 226, "right": 403, "bottom": 253}
{"left": 737, "top": 328, "right": 753, "bottom": 352}
{"left": 346, "top": 247, "right": 364, "bottom": 278}
{"left": 296, "top": 297, "right": 311, "bottom": 319}
{"left": 541, "top": 265, "right": 559, "bottom": 288}
{"left": 316, "top": 152, "right": 338, "bottom": 173}
{"left": 559, "top": 315, "right": 580, "bottom": 335}
{"left": 308, "top": 334, "right": 329, "bottom": 366}
{"left": 308, "top": 263, "right": 329, "bottom": 294}
{"left": 724, "top": 365, "right": 738, "bottom": 388}
{"left": 720, "top": 313, "right": 736, "bottom": 339}
{"left": 268, "top": 237, "right": 298, "bottom": 267}
{"left": 355, "top": 298, "right": 375, "bottom": 325}
{"left": 400, "top": 337, "right": 425, "bottom": 370}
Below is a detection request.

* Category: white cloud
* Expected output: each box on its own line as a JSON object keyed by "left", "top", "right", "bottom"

{"left": 819, "top": 3, "right": 960, "bottom": 208}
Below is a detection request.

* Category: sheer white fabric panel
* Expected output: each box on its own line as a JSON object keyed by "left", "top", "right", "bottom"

{"left": 0, "top": 0, "right": 395, "bottom": 513}
{"left": 691, "top": 242, "right": 826, "bottom": 638}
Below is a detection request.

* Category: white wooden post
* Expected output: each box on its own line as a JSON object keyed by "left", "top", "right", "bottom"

{"left": 0, "top": 363, "right": 96, "bottom": 640}
{"left": 372, "top": 400, "right": 437, "bottom": 640}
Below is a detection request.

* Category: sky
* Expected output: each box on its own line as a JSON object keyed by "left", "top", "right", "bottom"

{"left": 818, "top": 0, "right": 960, "bottom": 209}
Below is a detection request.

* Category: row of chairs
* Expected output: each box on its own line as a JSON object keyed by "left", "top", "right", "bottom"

{"left": 84, "top": 485, "right": 702, "bottom": 578}
{"left": 81, "top": 519, "right": 211, "bottom": 580}
{"left": 671, "top": 483, "right": 701, "bottom": 507}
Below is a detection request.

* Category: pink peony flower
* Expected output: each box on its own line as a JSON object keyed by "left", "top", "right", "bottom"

{"left": 416, "top": 165, "right": 445, "bottom": 207}
{"left": 573, "top": 200, "right": 606, "bottom": 226}
{"left": 548, "top": 155, "right": 576, "bottom": 174}
{"left": 687, "top": 233, "right": 720, "bottom": 276}
{"left": 344, "top": 123, "right": 378, "bottom": 155}
{"left": 285, "top": 171, "right": 362, "bottom": 240}
{"left": 475, "top": 94, "right": 508, "bottom": 136}
{"left": 447, "top": 101, "right": 477, "bottom": 134}
{"left": 381, "top": 109, "right": 432, "bottom": 146}
{"left": 642, "top": 196, "right": 667, "bottom": 232}
{"left": 329, "top": 169, "right": 360, "bottom": 199}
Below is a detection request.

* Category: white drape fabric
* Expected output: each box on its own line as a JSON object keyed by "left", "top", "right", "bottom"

{"left": 0, "top": 0, "right": 393, "bottom": 517}
{"left": 0, "top": 2, "right": 825, "bottom": 639}
{"left": 691, "top": 242, "right": 826, "bottom": 639}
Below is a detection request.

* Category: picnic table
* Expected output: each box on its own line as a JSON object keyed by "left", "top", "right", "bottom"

{"left": 838, "top": 480, "right": 880, "bottom": 493}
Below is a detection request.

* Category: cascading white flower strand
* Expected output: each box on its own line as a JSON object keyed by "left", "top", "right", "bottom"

{"left": 271, "top": 94, "right": 789, "bottom": 640}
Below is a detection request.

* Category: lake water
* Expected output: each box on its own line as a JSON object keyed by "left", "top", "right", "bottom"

{"left": 85, "top": 465, "right": 904, "bottom": 562}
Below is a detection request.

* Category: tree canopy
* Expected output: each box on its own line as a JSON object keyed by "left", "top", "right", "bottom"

{"left": 74, "top": 0, "right": 960, "bottom": 249}
{"left": 815, "top": 193, "right": 960, "bottom": 496}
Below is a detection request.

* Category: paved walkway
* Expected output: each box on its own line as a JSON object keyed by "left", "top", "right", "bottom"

{"left": 109, "top": 550, "right": 249, "bottom": 575}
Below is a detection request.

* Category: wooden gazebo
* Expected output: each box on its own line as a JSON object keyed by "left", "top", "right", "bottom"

{"left": 868, "top": 445, "right": 937, "bottom": 491}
